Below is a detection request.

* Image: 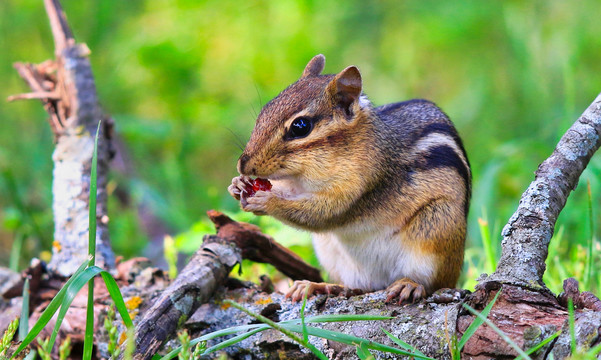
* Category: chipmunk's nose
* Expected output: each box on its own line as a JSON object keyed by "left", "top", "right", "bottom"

{"left": 238, "top": 154, "right": 250, "bottom": 174}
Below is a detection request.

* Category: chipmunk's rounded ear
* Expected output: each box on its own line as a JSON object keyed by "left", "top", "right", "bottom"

{"left": 327, "top": 66, "right": 362, "bottom": 117}
{"left": 302, "top": 54, "right": 326, "bottom": 78}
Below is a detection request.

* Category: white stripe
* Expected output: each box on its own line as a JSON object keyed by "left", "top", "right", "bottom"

{"left": 414, "top": 132, "right": 469, "bottom": 174}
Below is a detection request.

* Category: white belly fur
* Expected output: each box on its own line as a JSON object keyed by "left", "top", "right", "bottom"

{"left": 312, "top": 223, "right": 435, "bottom": 291}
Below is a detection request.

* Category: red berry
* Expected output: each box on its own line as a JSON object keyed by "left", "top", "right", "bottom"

{"left": 242, "top": 178, "right": 272, "bottom": 198}
{"left": 253, "top": 178, "right": 272, "bottom": 192}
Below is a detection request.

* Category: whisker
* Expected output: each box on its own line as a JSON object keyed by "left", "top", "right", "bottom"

{"left": 254, "top": 83, "right": 263, "bottom": 108}
{"left": 224, "top": 126, "right": 246, "bottom": 151}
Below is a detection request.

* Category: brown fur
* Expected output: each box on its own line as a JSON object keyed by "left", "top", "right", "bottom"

{"left": 232, "top": 55, "right": 471, "bottom": 295}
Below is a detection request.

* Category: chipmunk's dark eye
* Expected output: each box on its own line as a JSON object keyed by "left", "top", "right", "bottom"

{"left": 287, "top": 117, "right": 313, "bottom": 139}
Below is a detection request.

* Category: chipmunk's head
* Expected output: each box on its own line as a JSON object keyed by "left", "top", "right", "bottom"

{"left": 237, "top": 55, "right": 374, "bottom": 193}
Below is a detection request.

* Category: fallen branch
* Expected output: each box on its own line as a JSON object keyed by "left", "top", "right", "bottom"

{"left": 126, "top": 237, "right": 241, "bottom": 360}
{"left": 207, "top": 210, "right": 323, "bottom": 283}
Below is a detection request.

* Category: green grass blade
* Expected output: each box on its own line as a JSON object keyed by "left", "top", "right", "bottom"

{"left": 18, "top": 278, "right": 30, "bottom": 341}
{"left": 300, "top": 288, "right": 309, "bottom": 343}
{"left": 282, "top": 324, "right": 435, "bottom": 360}
{"left": 463, "top": 302, "right": 531, "bottom": 359}
{"left": 568, "top": 299, "right": 576, "bottom": 354}
{"left": 300, "top": 315, "right": 393, "bottom": 323}
{"left": 10, "top": 259, "right": 89, "bottom": 359}
{"left": 160, "top": 308, "right": 391, "bottom": 360}
{"left": 48, "top": 266, "right": 104, "bottom": 353}
{"left": 159, "top": 325, "right": 270, "bottom": 360}
{"left": 585, "top": 181, "right": 594, "bottom": 290}
{"left": 99, "top": 272, "right": 134, "bottom": 328}
{"left": 83, "top": 121, "right": 101, "bottom": 360}
{"left": 381, "top": 327, "right": 426, "bottom": 357}
{"left": 478, "top": 216, "right": 496, "bottom": 273}
{"left": 200, "top": 327, "right": 266, "bottom": 357}
{"left": 9, "top": 232, "right": 24, "bottom": 272}
{"left": 160, "top": 311, "right": 394, "bottom": 360}
{"left": 587, "top": 340, "right": 601, "bottom": 356}
{"left": 303, "top": 342, "right": 329, "bottom": 360}
{"left": 458, "top": 290, "right": 501, "bottom": 350}
{"left": 159, "top": 324, "right": 270, "bottom": 360}
{"left": 356, "top": 342, "right": 375, "bottom": 360}
{"left": 224, "top": 299, "right": 328, "bottom": 360}
{"left": 515, "top": 330, "right": 561, "bottom": 360}
{"left": 89, "top": 121, "right": 100, "bottom": 265}
{"left": 83, "top": 282, "right": 95, "bottom": 360}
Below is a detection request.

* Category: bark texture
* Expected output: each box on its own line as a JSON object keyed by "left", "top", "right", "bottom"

{"left": 9, "top": 0, "right": 115, "bottom": 275}
{"left": 486, "top": 93, "right": 601, "bottom": 289}
{"left": 127, "top": 238, "right": 241, "bottom": 360}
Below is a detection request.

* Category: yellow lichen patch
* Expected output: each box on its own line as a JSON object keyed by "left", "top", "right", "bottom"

{"left": 118, "top": 331, "right": 127, "bottom": 345}
{"left": 255, "top": 297, "right": 272, "bottom": 305}
{"left": 52, "top": 240, "right": 62, "bottom": 252}
{"left": 220, "top": 302, "right": 231, "bottom": 310}
{"left": 125, "top": 296, "right": 143, "bottom": 310}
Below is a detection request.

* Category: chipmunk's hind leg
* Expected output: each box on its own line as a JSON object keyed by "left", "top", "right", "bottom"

{"left": 285, "top": 280, "right": 364, "bottom": 302}
{"left": 385, "top": 278, "right": 426, "bottom": 304}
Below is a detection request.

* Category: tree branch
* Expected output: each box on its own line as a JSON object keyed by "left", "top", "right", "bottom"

{"left": 484, "top": 92, "right": 601, "bottom": 289}
{"left": 206, "top": 210, "right": 323, "bottom": 283}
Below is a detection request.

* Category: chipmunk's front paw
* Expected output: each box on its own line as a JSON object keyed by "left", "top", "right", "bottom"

{"left": 285, "top": 280, "right": 364, "bottom": 302}
{"left": 242, "top": 190, "right": 273, "bottom": 215}
{"left": 228, "top": 175, "right": 252, "bottom": 201}
{"left": 385, "top": 278, "right": 426, "bottom": 304}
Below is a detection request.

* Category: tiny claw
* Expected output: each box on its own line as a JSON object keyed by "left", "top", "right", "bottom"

{"left": 285, "top": 280, "right": 363, "bottom": 302}
{"left": 386, "top": 278, "right": 427, "bottom": 305}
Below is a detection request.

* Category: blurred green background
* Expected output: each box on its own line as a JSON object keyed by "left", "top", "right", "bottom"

{"left": 1, "top": 0, "right": 600, "bottom": 293}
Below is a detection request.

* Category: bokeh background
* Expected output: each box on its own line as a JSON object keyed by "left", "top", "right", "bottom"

{"left": 1, "top": 0, "right": 600, "bottom": 293}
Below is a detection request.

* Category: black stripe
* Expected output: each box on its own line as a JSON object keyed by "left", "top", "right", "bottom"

{"left": 419, "top": 123, "right": 470, "bottom": 167}
{"left": 421, "top": 145, "right": 471, "bottom": 214}
{"left": 376, "top": 99, "right": 433, "bottom": 114}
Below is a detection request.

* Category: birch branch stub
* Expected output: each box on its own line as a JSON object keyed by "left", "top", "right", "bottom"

{"left": 9, "top": 0, "right": 116, "bottom": 275}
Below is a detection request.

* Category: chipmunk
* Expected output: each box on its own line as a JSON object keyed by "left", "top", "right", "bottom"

{"left": 228, "top": 55, "right": 471, "bottom": 303}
